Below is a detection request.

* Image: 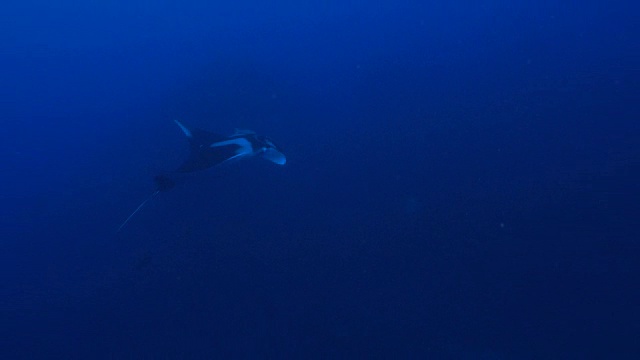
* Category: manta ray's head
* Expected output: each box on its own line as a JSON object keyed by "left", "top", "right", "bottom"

{"left": 255, "top": 135, "right": 286, "bottom": 165}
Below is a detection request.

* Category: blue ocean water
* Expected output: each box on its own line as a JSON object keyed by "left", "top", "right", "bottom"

{"left": 1, "top": 1, "right": 638, "bottom": 358}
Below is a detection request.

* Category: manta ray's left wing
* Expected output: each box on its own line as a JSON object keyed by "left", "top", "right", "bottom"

{"left": 173, "top": 120, "right": 242, "bottom": 172}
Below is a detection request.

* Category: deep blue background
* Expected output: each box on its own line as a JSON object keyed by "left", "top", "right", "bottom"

{"left": 1, "top": 1, "right": 638, "bottom": 358}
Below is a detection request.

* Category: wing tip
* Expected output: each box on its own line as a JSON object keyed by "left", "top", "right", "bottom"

{"left": 174, "top": 120, "right": 192, "bottom": 138}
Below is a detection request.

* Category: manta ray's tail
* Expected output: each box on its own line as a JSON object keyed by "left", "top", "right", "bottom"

{"left": 117, "top": 175, "right": 177, "bottom": 233}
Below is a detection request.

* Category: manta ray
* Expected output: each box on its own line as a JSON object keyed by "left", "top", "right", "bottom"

{"left": 118, "top": 120, "right": 286, "bottom": 232}
{"left": 172, "top": 120, "right": 286, "bottom": 171}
